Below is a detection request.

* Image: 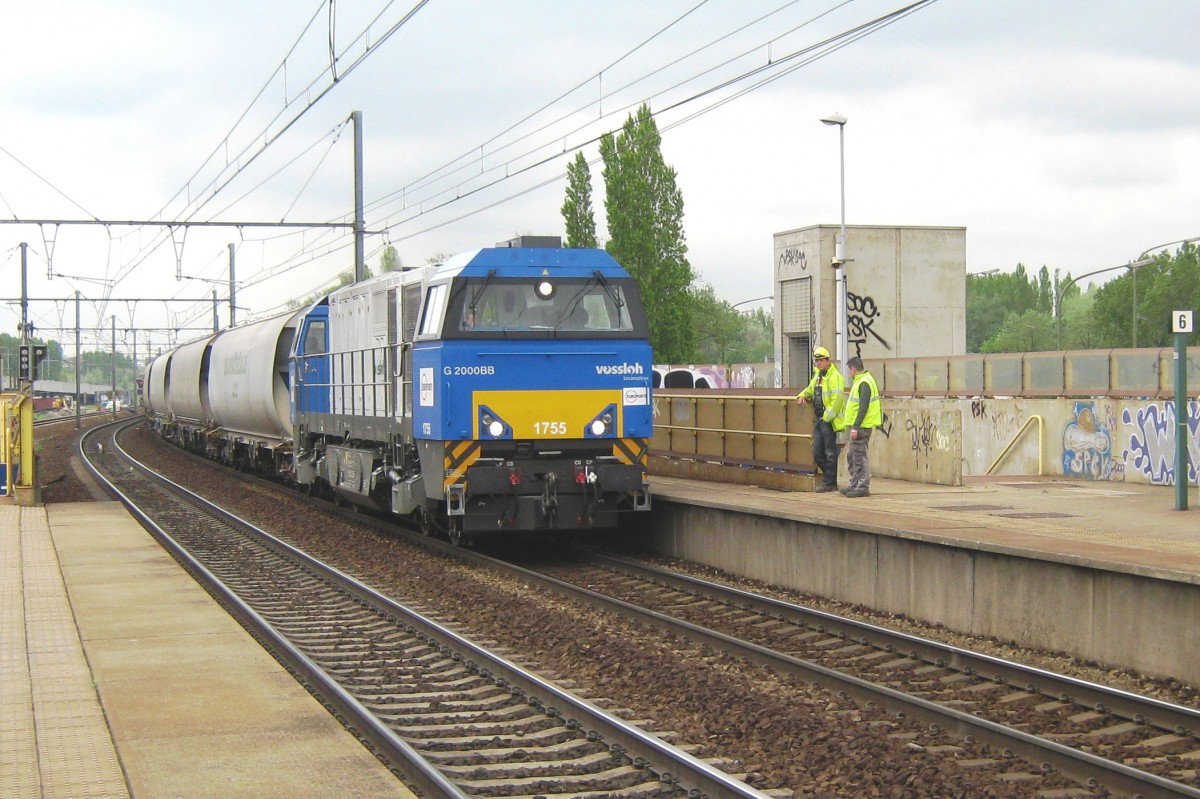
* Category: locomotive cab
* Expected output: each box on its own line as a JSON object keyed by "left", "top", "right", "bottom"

{"left": 413, "top": 265, "right": 653, "bottom": 539}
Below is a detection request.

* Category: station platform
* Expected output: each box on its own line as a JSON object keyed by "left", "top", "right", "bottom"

{"left": 1, "top": 501, "right": 416, "bottom": 799}
{"left": 650, "top": 474, "right": 1200, "bottom": 581}
{"left": 648, "top": 472, "right": 1200, "bottom": 688}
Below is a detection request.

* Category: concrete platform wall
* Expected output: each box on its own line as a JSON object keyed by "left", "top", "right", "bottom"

{"left": 647, "top": 502, "right": 1200, "bottom": 685}
{"left": 875, "top": 396, "right": 1200, "bottom": 486}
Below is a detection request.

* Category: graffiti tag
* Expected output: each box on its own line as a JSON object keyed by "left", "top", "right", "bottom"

{"left": 1121, "top": 401, "right": 1200, "bottom": 485}
{"left": 777, "top": 248, "right": 807, "bottom": 270}
{"left": 846, "top": 291, "right": 892, "bottom": 358}
{"left": 1062, "top": 401, "right": 1114, "bottom": 480}
{"left": 905, "top": 415, "right": 950, "bottom": 467}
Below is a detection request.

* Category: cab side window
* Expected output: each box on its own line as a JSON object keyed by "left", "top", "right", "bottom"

{"left": 303, "top": 321, "right": 326, "bottom": 355}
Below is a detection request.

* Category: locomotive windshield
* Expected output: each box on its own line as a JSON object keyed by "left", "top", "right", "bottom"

{"left": 443, "top": 274, "right": 648, "bottom": 339}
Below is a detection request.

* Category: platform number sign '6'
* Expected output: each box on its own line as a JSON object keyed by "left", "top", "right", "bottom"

{"left": 1173, "top": 310, "right": 1194, "bottom": 334}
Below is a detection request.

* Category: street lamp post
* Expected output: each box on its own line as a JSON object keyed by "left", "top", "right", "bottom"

{"left": 1055, "top": 258, "right": 1153, "bottom": 350}
{"left": 821, "top": 113, "right": 848, "bottom": 368}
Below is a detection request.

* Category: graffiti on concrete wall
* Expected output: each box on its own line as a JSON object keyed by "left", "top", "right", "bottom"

{"left": 1062, "top": 401, "right": 1116, "bottom": 480}
{"left": 970, "top": 398, "right": 1023, "bottom": 444}
{"left": 904, "top": 412, "right": 951, "bottom": 468}
{"left": 846, "top": 291, "right": 891, "bottom": 358}
{"left": 870, "top": 408, "right": 958, "bottom": 484}
{"left": 653, "top": 365, "right": 726, "bottom": 389}
{"left": 1120, "top": 401, "right": 1200, "bottom": 485}
{"left": 653, "top": 364, "right": 781, "bottom": 389}
{"left": 777, "top": 247, "right": 808, "bottom": 271}
{"left": 873, "top": 411, "right": 894, "bottom": 439}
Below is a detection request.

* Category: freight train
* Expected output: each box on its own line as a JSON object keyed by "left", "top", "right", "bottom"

{"left": 144, "top": 244, "right": 654, "bottom": 544}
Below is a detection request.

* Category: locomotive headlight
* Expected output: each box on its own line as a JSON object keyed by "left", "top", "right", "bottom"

{"left": 586, "top": 407, "right": 616, "bottom": 438}
{"left": 535, "top": 279, "right": 555, "bottom": 299}
{"left": 478, "top": 406, "right": 512, "bottom": 439}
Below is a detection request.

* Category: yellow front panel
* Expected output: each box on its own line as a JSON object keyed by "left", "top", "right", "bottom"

{"left": 474, "top": 390, "right": 621, "bottom": 439}
{"left": 443, "top": 440, "right": 481, "bottom": 489}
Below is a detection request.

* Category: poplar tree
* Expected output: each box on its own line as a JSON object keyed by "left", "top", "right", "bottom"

{"left": 561, "top": 152, "right": 597, "bottom": 248}
{"left": 599, "top": 104, "right": 695, "bottom": 362}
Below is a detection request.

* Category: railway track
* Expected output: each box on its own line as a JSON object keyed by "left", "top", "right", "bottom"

{"left": 113, "top": 418, "right": 1200, "bottom": 797}
{"left": 487, "top": 549, "right": 1200, "bottom": 799}
{"left": 81, "top": 419, "right": 772, "bottom": 799}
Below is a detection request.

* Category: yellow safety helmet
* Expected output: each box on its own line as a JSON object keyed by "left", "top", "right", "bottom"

{"left": 813, "top": 346, "right": 831, "bottom": 360}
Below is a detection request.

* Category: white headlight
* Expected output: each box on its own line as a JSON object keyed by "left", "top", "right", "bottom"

{"left": 590, "top": 419, "right": 607, "bottom": 436}
{"left": 488, "top": 419, "right": 505, "bottom": 437}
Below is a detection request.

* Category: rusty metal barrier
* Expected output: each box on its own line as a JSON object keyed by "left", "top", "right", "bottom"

{"left": 869, "top": 346, "right": 1200, "bottom": 398}
{"left": 650, "top": 389, "right": 816, "bottom": 490}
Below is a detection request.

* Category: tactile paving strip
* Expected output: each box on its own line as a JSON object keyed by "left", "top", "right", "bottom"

{"left": 1, "top": 506, "right": 129, "bottom": 799}
{"left": 1, "top": 506, "right": 38, "bottom": 798}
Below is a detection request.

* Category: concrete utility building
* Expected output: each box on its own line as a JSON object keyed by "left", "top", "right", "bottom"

{"left": 773, "top": 224, "right": 966, "bottom": 387}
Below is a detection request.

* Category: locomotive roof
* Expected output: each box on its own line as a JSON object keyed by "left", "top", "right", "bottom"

{"left": 436, "top": 247, "right": 632, "bottom": 280}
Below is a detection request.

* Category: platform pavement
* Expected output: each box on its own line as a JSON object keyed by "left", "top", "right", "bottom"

{"left": 1, "top": 501, "right": 418, "bottom": 799}
{"left": 649, "top": 474, "right": 1200, "bottom": 582}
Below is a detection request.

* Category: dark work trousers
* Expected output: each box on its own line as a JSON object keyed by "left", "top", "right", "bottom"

{"left": 846, "top": 428, "right": 873, "bottom": 492}
{"left": 812, "top": 419, "right": 840, "bottom": 487}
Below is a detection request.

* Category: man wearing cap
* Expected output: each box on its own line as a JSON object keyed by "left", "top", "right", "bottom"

{"left": 796, "top": 346, "right": 846, "bottom": 493}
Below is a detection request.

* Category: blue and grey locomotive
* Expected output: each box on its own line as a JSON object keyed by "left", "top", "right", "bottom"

{"left": 145, "top": 244, "right": 654, "bottom": 543}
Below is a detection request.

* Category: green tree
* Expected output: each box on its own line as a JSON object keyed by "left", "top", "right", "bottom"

{"left": 742, "top": 307, "right": 775, "bottom": 363}
{"left": 1140, "top": 243, "right": 1200, "bottom": 346}
{"left": 1035, "top": 266, "right": 1055, "bottom": 314}
{"left": 690, "top": 285, "right": 746, "bottom": 363}
{"left": 966, "top": 265, "right": 1040, "bottom": 351}
{"left": 76, "top": 348, "right": 136, "bottom": 392}
{"left": 379, "top": 245, "right": 403, "bottom": 272}
{"left": 980, "top": 309, "right": 1057, "bottom": 353}
{"left": 288, "top": 266, "right": 370, "bottom": 310}
{"left": 1058, "top": 289, "right": 1097, "bottom": 349}
{"left": 561, "top": 152, "right": 597, "bottom": 248}
{"left": 966, "top": 264, "right": 1082, "bottom": 352}
{"left": 600, "top": 103, "right": 695, "bottom": 362}
{"left": 1090, "top": 244, "right": 1200, "bottom": 348}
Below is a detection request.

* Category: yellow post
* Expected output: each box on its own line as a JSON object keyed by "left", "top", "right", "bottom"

{"left": 1, "top": 392, "right": 16, "bottom": 497}
{"left": 1, "top": 389, "right": 37, "bottom": 505}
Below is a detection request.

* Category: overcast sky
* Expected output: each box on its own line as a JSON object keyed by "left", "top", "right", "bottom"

{"left": 3, "top": 0, "right": 1198, "bottom": 354}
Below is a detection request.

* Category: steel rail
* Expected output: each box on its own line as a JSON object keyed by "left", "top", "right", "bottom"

{"left": 80, "top": 419, "right": 469, "bottom": 799}
{"left": 91, "top": 419, "right": 772, "bottom": 799}
{"left": 589, "top": 550, "right": 1200, "bottom": 740}
{"left": 439, "top": 543, "right": 1200, "bottom": 799}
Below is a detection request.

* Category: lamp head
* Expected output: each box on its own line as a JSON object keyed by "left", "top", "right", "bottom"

{"left": 820, "top": 113, "right": 847, "bottom": 126}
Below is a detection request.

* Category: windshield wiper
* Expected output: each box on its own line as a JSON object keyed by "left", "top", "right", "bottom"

{"left": 593, "top": 270, "right": 625, "bottom": 327}
{"left": 468, "top": 269, "right": 497, "bottom": 316}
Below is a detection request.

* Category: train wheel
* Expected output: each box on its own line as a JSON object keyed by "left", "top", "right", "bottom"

{"left": 447, "top": 517, "right": 466, "bottom": 547}
{"left": 417, "top": 507, "right": 434, "bottom": 537}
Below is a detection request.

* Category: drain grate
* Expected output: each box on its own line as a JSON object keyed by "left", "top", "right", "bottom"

{"left": 931, "top": 504, "right": 1012, "bottom": 512}
{"left": 997, "top": 512, "right": 1076, "bottom": 519}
